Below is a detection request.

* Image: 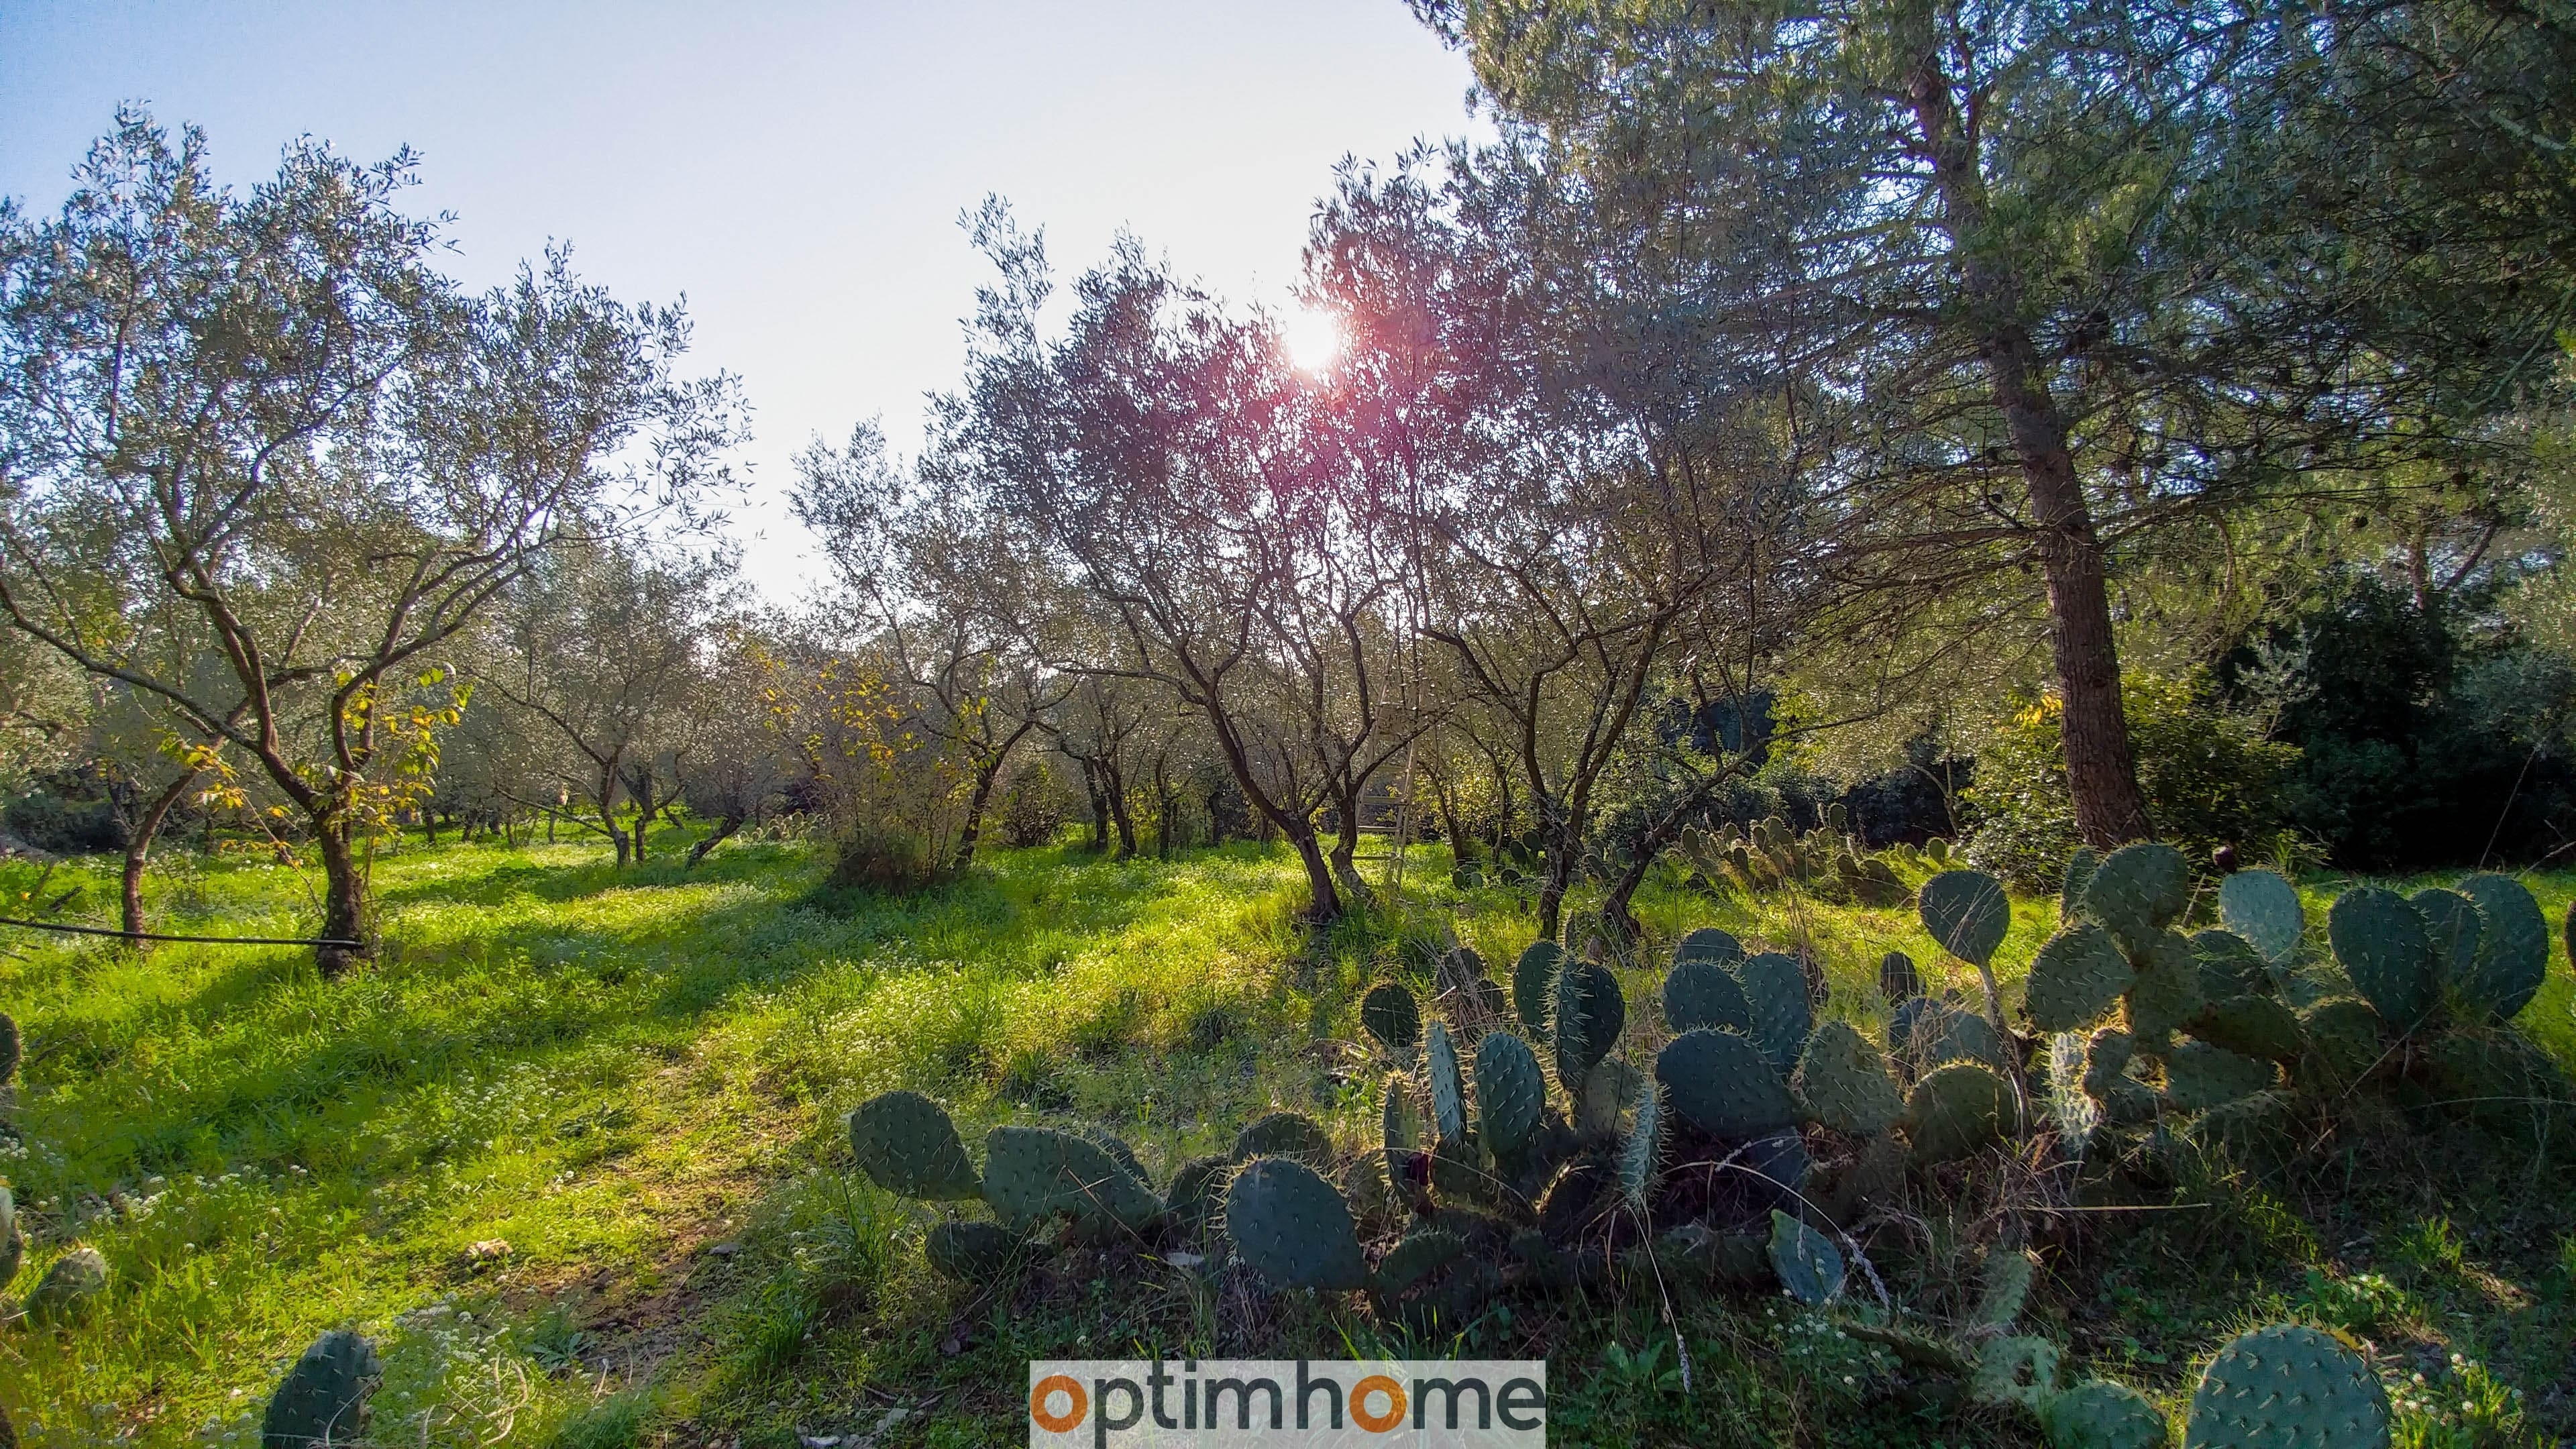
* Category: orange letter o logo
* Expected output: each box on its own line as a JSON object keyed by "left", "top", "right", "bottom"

{"left": 1030, "top": 1375, "right": 1087, "bottom": 1434}
{"left": 1351, "top": 1375, "right": 1407, "bottom": 1432}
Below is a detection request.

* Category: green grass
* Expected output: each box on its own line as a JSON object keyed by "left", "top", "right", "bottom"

{"left": 2, "top": 830, "right": 2572, "bottom": 1446}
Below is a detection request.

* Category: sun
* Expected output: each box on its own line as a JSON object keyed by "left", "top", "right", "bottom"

{"left": 1282, "top": 307, "right": 1344, "bottom": 374}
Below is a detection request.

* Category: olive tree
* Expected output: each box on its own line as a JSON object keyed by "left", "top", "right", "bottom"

{"left": 0, "top": 112, "right": 742, "bottom": 972}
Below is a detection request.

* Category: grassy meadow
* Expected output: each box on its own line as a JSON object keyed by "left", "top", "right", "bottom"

{"left": 3, "top": 830, "right": 2573, "bottom": 1448}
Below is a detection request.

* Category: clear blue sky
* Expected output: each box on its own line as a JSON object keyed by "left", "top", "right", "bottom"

{"left": 0, "top": 1, "right": 1482, "bottom": 596}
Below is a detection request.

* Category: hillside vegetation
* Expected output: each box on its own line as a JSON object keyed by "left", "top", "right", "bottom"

{"left": 3, "top": 833, "right": 2572, "bottom": 1447}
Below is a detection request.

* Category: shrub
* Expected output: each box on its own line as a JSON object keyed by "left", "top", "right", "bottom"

{"left": 1962, "top": 674, "right": 2298, "bottom": 888}
{"left": 996, "top": 760, "right": 1067, "bottom": 848}
{"left": 827, "top": 820, "right": 938, "bottom": 893}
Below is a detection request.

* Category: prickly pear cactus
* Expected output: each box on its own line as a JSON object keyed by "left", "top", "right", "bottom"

{"left": 1513, "top": 941, "right": 1563, "bottom": 1032}
{"left": 1740, "top": 952, "right": 1813, "bottom": 1073}
{"left": 1898, "top": 998, "right": 2012, "bottom": 1077}
{"left": 1224, "top": 1156, "right": 1367, "bottom": 1291}
{"left": 2407, "top": 889, "right": 2484, "bottom": 991}
{"left": 1767, "top": 1210, "right": 1845, "bottom": 1306}
{"left": 1907, "top": 1061, "right": 2015, "bottom": 1164}
{"left": 1232, "top": 1111, "right": 1334, "bottom": 1167}
{"left": 2218, "top": 869, "right": 2304, "bottom": 968}
{"left": 1619, "top": 1083, "right": 1664, "bottom": 1210}
{"left": 1473, "top": 1030, "right": 1546, "bottom": 1161}
{"left": 2191, "top": 930, "right": 2272, "bottom": 1002}
{"left": 1656, "top": 1028, "right": 1801, "bottom": 1138}
{"left": 262, "top": 1330, "right": 380, "bottom": 1449}
{"left": 1663, "top": 958, "right": 1753, "bottom": 1034}
{"left": 1361, "top": 981, "right": 1421, "bottom": 1055}
{"left": 1878, "top": 950, "right": 1923, "bottom": 1004}
{"left": 1793, "top": 1021, "right": 1903, "bottom": 1136}
{"left": 2453, "top": 873, "right": 2547, "bottom": 1021}
{"left": 2061, "top": 846, "right": 2101, "bottom": 924}
{"left": 848, "top": 1091, "right": 981, "bottom": 1201}
{"left": 2041, "top": 1379, "right": 2170, "bottom": 1449}
{"left": 1974, "top": 1335, "right": 2062, "bottom": 1409}
{"left": 1167, "top": 1155, "right": 1233, "bottom": 1239}
{"left": 981, "top": 1126, "right": 1161, "bottom": 1235}
{"left": 1673, "top": 926, "right": 1743, "bottom": 967}
{"left": 2027, "top": 923, "right": 2137, "bottom": 1032}
{"left": 2296, "top": 999, "right": 2385, "bottom": 1087}
{"left": 1921, "top": 869, "right": 2012, "bottom": 965}
{"left": 2181, "top": 1323, "right": 2387, "bottom": 1448}
{"left": 925, "top": 1220, "right": 1024, "bottom": 1281}
{"left": 2326, "top": 887, "right": 2439, "bottom": 1030}
{"left": 2126, "top": 932, "right": 2210, "bottom": 1043}
{"left": 2083, "top": 843, "right": 2189, "bottom": 952}
{"left": 1552, "top": 959, "right": 1627, "bottom": 1089}
{"left": 1974, "top": 1248, "right": 2038, "bottom": 1328}
{"left": 2193, "top": 994, "right": 2304, "bottom": 1065}
{"left": 2161, "top": 1040, "right": 2279, "bottom": 1111}
{"left": 1427, "top": 1020, "right": 1466, "bottom": 1142}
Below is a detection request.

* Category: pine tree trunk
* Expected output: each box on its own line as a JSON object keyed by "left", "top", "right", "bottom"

{"left": 1907, "top": 39, "right": 2154, "bottom": 847}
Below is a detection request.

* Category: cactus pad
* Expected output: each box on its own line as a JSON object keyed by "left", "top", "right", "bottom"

{"left": 1663, "top": 958, "right": 1754, "bottom": 1034}
{"left": 2326, "top": 886, "right": 2439, "bottom": 1030}
{"left": 2061, "top": 845, "right": 2102, "bottom": 924}
{"left": 1619, "top": 1083, "right": 1664, "bottom": 1210}
{"left": 1673, "top": 926, "right": 1744, "bottom": 966}
{"left": 1656, "top": 1028, "right": 1801, "bottom": 1138}
{"left": 1166, "top": 1155, "right": 1233, "bottom": 1238}
{"left": 2407, "top": 889, "right": 2484, "bottom": 991}
{"left": 2296, "top": 999, "right": 2385, "bottom": 1087}
{"left": 1879, "top": 950, "right": 1923, "bottom": 1003}
{"left": 2453, "top": 873, "right": 2547, "bottom": 1021}
{"left": 1473, "top": 1030, "right": 1546, "bottom": 1160}
{"left": 1975, "top": 1248, "right": 2038, "bottom": 1328}
{"left": 2182, "top": 1323, "right": 2387, "bottom": 1448}
{"left": 981, "top": 1126, "right": 1162, "bottom": 1235}
{"left": 26, "top": 1245, "right": 107, "bottom": 1324}
{"left": 2041, "top": 1380, "right": 2170, "bottom": 1449}
{"left": 2027, "top": 923, "right": 2138, "bottom": 1032}
{"left": 1513, "top": 940, "right": 1564, "bottom": 1032}
{"left": 1360, "top": 981, "right": 1421, "bottom": 1055}
{"left": 2191, "top": 994, "right": 2305, "bottom": 1065}
{"left": 2162, "top": 1040, "right": 2279, "bottom": 1110}
{"left": 1232, "top": 1111, "right": 1334, "bottom": 1167}
{"left": 262, "top": 1330, "right": 380, "bottom": 1449}
{"left": 1974, "top": 1336, "right": 2062, "bottom": 1409}
{"left": 1793, "top": 1020, "right": 1904, "bottom": 1136}
{"left": 2084, "top": 843, "right": 2190, "bottom": 951}
{"left": 925, "top": 1220, "right": 1023, "bottom": 1281}
{"left": 1768, "top": 1210, "right": 1845, "bottom": 1306}
{"left": 1427, "top": 1020, "right": 1466, "bottom": 1142}
{"left": 1907, "top": 1061, "right": 2014, "bottom": 1164}
{"left": 848, "top": 1091, "right": 981, "bottom": 1201}
{"left": 2218, "top": 869, "right": 2305, "bottom": 967}
{"left": 1224, "top": 1156, "right": 1368, "bottom": 1291}
{"left": 2191, "top": 930, "right": 2272, "bottom": 1001}
{"left": 1552, "top": 959, "right": 1627, "bottom": 1088}
{"left": 1900, "top": 998, "right": 2013, "bottom": 1077}
{"left": 1373, "top": 1228, "right": 1466, "bottom": 1294}
{"left": 1921, "top": 869, "right": 2012, "bottom": 965}
{"left": 2127, "top": 932, "right": 2210, "bottom": 1042}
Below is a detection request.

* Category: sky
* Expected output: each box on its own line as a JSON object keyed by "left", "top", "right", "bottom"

{"left": 0, "top": 1, "right": 1485, "bottom": 597}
